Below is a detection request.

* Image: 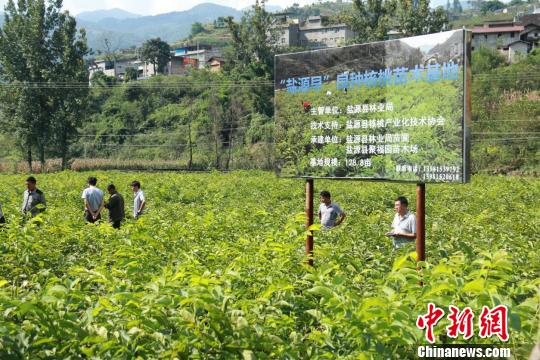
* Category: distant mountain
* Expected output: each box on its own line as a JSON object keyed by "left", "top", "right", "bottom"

{"left": 242, "top": 5, "right": 283, "bottom": 12}
{"left": 265, "top": 5, "right": 283, "bottom": 12}
{"left": 76, "top": 3, "right": 242, "bottom": 52}
{"left": 76, "top": 8, "right": 142, "bottom": 22}
{"left": 430, "top": 0, "right": 471, "bottom": 8}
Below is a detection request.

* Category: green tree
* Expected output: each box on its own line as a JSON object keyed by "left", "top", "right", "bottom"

{"left": 472, "top": 45, "right": 506, "bottom": 74}
{"left": 346, "top": 0, "right": 395, "bottom": 42}
{"left": 394, "top": 0, "right": 448, "bottom": 37}
{"left": 49, "top": 10, "right": 89, "bottom": 169}
{"left": 141, "top": 38, "right": 170, "bottom": 75}
{"left": 224, "top": 0, "right": 279, "bottom": 78}
{"left": 346, "top": 0, "right": 448, "bottom": 42}
{"left": 480, "top": 0, "right": 505, "bottom": 13}
{"left": 124, "top": 67, "right": 138, "bottom": 82}
{"left": 452, "top": 0, "right": 463, "bottom": 14}
{"left": 223, "top": 1, "right": 278, "bottom": 117}
{"left": 190, "top": 22, "right": 205, "bottom": 38}
{"left": 0, "top": 0, "right": 88, "bottom": 170}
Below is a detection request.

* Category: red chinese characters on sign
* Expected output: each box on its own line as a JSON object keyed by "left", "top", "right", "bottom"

{"left": 417, "top": 304, "right": 509, "bottom": 343}
{"left": 479, "top": 305, "right": 509, "bottom": 341}
{"left": 446, "top": 306, "right": 474, "bottom": 340}
{"left": 416, "top": 303, "right": 445, "bottom": 343}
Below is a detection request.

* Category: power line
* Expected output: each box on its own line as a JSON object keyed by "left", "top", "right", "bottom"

{"left": 473, "top": 132, "right": 540, "bottom": 135}
{"left": 473, "top": 119, "right": 539, "bottom": 122}
{"left": 472, "top": 137, "right": 540, "bottom": 142}
{"left": 79, "top": 138, "right": 540, "bottom": 148}
{"left": 76, "top": 126, "right": 252, "bottom": 137}
{"left": 80, "top": 139, "right": 258, "bottom": 148}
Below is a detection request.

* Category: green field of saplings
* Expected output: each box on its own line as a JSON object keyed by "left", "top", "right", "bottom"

{"left": 0, "top": 171, "right": 538, "bottom": 358}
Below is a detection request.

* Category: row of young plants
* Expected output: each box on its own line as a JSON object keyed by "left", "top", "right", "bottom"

{"left": 0, "top": 171, "right": 538, "bottom": 358}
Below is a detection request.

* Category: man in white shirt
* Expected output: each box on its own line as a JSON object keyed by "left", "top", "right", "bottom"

{"left": 318, "top": 190, "right": 345, "bottom": 230}
{"left": 131, "top": 181, "right": 146, "bottom": 219}
{"left": 387, "top": 196, "right": 417, "bottom": 249}
{"left": 82, "top": 177, "right": 104, "bottom": 223}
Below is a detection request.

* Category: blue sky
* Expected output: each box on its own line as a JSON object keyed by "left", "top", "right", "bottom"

{"left": 0, "top": 0, "right": 321, "bottom": 16}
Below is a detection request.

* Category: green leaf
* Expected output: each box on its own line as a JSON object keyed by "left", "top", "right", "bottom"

{"left": 307, "top": 286, "right": 334, "bottom": 299}
{"left": 243, "top": 350, "right": 256, "bottom": 360}
{"left": 463, "top": 278, "right": 485, "bottom": 293}
{"left": 306, "top": 309, "right": 322, "bottom": 319}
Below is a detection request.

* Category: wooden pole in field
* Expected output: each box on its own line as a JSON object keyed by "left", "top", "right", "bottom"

{"left": 416, "top": 183, "right": 426, "bottom": 263}
{"left": 306, "top": 178, "right": 314, "bottom": 266}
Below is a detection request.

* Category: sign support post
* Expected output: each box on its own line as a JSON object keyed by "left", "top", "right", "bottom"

{"left": 306, "top": 178, "right": 314, "bottom": 266}
{"left": 416, "top": 183, "right": 426, "bottom": 263}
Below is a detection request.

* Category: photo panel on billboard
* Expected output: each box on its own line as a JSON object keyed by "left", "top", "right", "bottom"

{"left": 274, "top": 29, "right": 472, "bottom": 183}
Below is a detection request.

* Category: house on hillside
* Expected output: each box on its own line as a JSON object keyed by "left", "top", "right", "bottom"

{"left": 471, "top": 15, "right": 540, "bottom": 62}
{"left": 88, "top": 44, "right": 222, "bottom": 80}
{"left": 89, "top": 58, "right": 157, "bottom": 80}
{"left": 89, "top": 59, "right": 141, "bottom": 79}
{"left": 169, "top": 57, "right": 199, "bottom": 75}
{"left": 207, "top": 57, "right": 225, "bottom": 72}
{"left": 172, "top": 45, "right": 222, "bottom": 69}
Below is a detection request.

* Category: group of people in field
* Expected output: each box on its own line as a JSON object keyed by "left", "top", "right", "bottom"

{"left": 0, "top": 176, "right": 415, "bottom": 247}
{"left": 0, "top": 176, "right": 146, "bottom": 230}
{"left": 317, "top": 190, "right": 417, "bottom": 249}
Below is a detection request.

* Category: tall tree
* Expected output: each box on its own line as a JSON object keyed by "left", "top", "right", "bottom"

{"left": 347, "top": 0, "right": 396, "bottom": 42}
{"left": 224, "top": 0, "right": 279, "bottom": 78}
{"left": 346, "top": 0, "right": 448, "bottom": 42}
{"left": 140, "top": 38, "right": 170, "bottom": 75}
{"left": 0, "top": 0, "right": 88, "bottom": 170}
{"left": 452, "top": 0, "right": 463, "bottom": 14}
{"left": 394, "top": 0, "right": 448, "bottom": 37}
{"left": 224, "top": 0, "right": 279, "bottom": 117}
{"left": 49, "top": 11, "right": 89, "bottom": 169}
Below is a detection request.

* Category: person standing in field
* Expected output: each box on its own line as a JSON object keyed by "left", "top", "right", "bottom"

{"left": 82, "top": 177, "right": 104, "bottom": 223}
{"left": 21, "top": 176, "right": 46, "bottom": 217}
{"left": 104, "top": 184, "right": 125, "bottom": 229}
{"left": 131, "top": 181, "right": 146, "bottom": 219}
{"left": 387, "top": 196, "right": 417, "bottom": 249}
{"left": 318, "top": 190, "right": 346, "bottom": 230}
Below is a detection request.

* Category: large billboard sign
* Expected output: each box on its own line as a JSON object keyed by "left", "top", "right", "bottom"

{"left": 274, "top": 29, "right": 472, "bottom": 183}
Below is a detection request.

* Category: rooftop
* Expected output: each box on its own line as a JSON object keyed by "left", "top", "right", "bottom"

{"left": 472, "top": 25, "right": 524, "bottom": 33}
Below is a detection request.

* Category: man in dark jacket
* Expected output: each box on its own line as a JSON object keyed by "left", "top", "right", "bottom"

{"left": 22, "top": 176, "right": 46, "bottom": 217}
{"left": 104, "top": 184, "right": 125, "bottom": 229}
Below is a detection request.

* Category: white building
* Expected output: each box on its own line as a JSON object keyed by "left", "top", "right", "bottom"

{"left": 274, "top": 15, "right": 355, "bottom": 49}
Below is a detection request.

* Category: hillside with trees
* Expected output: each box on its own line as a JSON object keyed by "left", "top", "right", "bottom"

{"left": 0, "top": 0, "right": 538, "bottom": 175}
